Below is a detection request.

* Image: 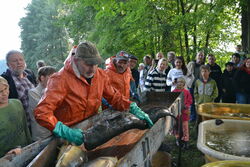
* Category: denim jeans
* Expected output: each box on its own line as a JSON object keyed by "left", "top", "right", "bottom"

{"left": 188, "top": 88, "right": 196, "bottom": 121}
{"left": 236, "top": 92, "right": 250, "bottom": 104}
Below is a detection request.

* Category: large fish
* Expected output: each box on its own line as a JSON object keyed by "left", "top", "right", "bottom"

{"left": 144, "top": 107, "right": 175, "bottom": 123}
{"left": 55, "top": 145, "right": 87, "bottom": 167}
{"left": 82, "top": 157, "right": 118, "bottom": 167}
{"left": 83, "top": 112, "right": 147, "bottom": 150}
{"left": 83, "top": 108, "right": 175, "bottom": 150}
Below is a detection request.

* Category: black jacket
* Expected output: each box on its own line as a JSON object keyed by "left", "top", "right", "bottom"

{"left": 131, "top": 68, "right": 140, "bottom": 88}
{"left": 1, "top": 69, "right": 37, "bottom": 98}
{"left": 207, "top": 63, "right": 222, "bottom": 90}
{"left": 233, "top": 69, "right": 250, "bottom": 94}
{"left": 222, "top": 69, "right": 236, "bottom": 95}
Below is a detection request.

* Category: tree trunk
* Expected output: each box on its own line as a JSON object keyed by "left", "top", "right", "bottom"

{"left": 205, "top": 31, "right": 210, "bottom": 54}
{"left": 179, "top": 0, "right": 190, "bottom": 59}
{"left": 177, "top": 0, "right": 184, "bottom": 57}
{"left": 248, "top": 1, "right": 250, "bottom": 53}
{"left": 192, "top": 2, "right": 198, "bottom": 61}
{"left": 241, "top": 0, "right": 250, "bottom": 53}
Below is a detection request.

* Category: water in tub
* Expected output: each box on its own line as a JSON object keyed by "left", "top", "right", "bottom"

{"left": 206, "top": 130, "right": 250, "bottom": 157}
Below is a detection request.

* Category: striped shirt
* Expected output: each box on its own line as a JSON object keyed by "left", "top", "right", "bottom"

{"left": 145, "top": 68, "right": 169, "bottom": 92}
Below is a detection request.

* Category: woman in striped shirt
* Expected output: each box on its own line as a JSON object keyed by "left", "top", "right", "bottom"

{"left": 145, "top": 58, "right": 171, "bottom": 92}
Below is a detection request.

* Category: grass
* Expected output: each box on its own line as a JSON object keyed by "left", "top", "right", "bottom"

{"left": 163, "top": 122, "right": 206, "bottom": 167}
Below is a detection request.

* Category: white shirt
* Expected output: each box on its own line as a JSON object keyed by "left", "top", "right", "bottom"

{"left": 167, "top": 68, "right": 184, "bottom": 91}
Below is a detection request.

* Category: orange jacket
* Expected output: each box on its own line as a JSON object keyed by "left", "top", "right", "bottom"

{"left": 105, "top": 58, "right": 133, "bottom": 99}
{"left": 34, "top": 56, "right": 131, "bottom": 131}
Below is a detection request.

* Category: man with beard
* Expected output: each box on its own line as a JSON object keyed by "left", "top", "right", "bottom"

{"left": 34, "top": 42, "right": 153, "bottom": 146}
{"left": 105, "top": 51, "right": 134, "bottom": 100}
{"left": 1, "top": 50, "right": 37, "bottom": 129}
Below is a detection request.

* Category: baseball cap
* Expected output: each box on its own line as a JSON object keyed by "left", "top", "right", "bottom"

{"left": 115, "top": 51, "right": 129, "bottom": 61}
{"left": 128, "top": 54, "right": 138, "bottom": 60}
{"left": 75, "top": 41, "right": 103, "bottom": 65}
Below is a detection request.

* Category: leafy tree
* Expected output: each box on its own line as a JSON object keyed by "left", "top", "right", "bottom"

{"left": 20, "top": 0, "right": 244, "bottom": 69}
{"left": 241, "top": 0, "right": 250, "bottom": 53}
{"left": 59, "top": 0, "right": 242, "bottom": 65}
{"left": 19, "top": 0, "right": 68, "bottom": 71}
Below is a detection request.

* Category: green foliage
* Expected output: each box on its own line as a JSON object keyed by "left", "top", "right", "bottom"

{"left": 20, "top": 0, "right": 246, "bottom": 69}
{"left": 19, "top": 0, "right": 68, "bottom": 71}
{"left": 57, "top": 0, "right": 242, "bottom": 65}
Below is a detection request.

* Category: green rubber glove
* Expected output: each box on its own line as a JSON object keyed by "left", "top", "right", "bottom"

{"left": 53, "top": 121, "right": 84, "bottom": 146}
{"left": 129, "top": 102, "right": 154, "bottom": 128}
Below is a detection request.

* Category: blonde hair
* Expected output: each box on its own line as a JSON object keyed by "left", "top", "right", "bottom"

{"left": 157, "top": 58, "right": 168, "bottom": 68}
{"left": 177, "top": 77, "right": 186, "bottom": 85}
{"left": 0, "top": 76, "right": 8, "bottom": 86}
{"left": 156, "top": 52, "right": 164, "bottom": 59}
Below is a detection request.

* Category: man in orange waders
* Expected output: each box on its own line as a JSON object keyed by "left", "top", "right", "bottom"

{"left": 34, "top": 42, "right": 153, "bottom": 146}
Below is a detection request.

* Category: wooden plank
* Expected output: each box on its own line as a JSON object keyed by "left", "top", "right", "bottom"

{"left": 117, "top": 117, "right": 170, "bottom": 167}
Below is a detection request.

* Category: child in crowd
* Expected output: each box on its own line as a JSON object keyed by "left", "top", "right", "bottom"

{"left": 28, "top": 66, "right": 56, "bottom": 141}
{"left": 0, "top": 76, "right": 31, "bottom": 157}
{"left": 172, "top": 77, "right": 192, "bottom": 149}
{"left": 167, "top": 56, "right": 188, "bottom": 91}
{"left": 194, "top": 65, "right": 218, "bottom": 105}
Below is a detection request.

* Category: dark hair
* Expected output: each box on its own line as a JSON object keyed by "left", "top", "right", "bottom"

{"left": 225, "top": 62, "right": 234, "bottom": 67}
{"left": 207, "top": 54, "right": 215, "bottom": 58}
{"left": 232, "top": 53, "right": 240, "bottom": 58}
{"left": 175, "top": 56, "right": 187, "bottom": 75}
{"left": 36, "top": 60, "right": 46, "bottom": 69}
{"left": 38, "top": 66, "right": 56, "bottom": 81}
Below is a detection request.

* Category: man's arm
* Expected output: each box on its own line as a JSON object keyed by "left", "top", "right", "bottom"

{"left": 34, "top": 74, "right": 84, "bottom": 145}
{"left": 103, "top": 74, "right": 153, "bottom": 127}
{"left": 103, "top": 76, "right": 131, "bottom": 111}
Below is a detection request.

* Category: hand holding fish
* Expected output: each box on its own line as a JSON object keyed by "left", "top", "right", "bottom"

{"left": 129, "top": 102, "right": 154, "bottom": 128}
{"left": 53, "top": 121, "right": 84, "bottom": 146}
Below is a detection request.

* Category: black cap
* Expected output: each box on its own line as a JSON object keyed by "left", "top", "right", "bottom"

{"left": 128, "top": 54, "right": 138, "bottom": 60}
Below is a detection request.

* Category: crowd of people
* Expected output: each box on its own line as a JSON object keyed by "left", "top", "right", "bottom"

{"left": 0, "top": 42, "right": 249, "bottom": 157}
{"left": 0, "top": 42, "right": 153, "bottom": 157}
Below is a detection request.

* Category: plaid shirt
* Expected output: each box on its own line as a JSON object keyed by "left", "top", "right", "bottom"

{"left": 11, "top": 70, "right": 35, "bottom": 127}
